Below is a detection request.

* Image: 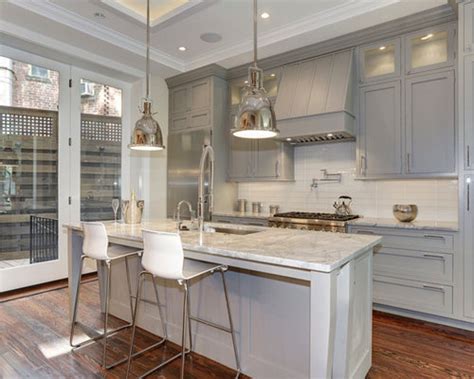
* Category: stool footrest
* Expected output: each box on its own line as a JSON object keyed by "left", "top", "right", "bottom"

{"left": 71, "top": 322, "right": 131, "bottom": 349}
{"left": 106, "top": 337, "right": 166, "bottom": 370}
{"left": 189, "top": 315, "right": 231, "bottom": 333}
{"left": 139, "top": 350, "right": 186, "bottom": 379}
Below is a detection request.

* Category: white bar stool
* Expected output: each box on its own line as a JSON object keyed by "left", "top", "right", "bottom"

{"left": 126, "top": 229, "right": 241, "bottom": 379}
{"left": 69, "top": 222, "right": 144, "bottom": 369}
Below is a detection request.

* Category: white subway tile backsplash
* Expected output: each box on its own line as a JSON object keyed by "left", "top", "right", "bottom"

{"left": 237, "top": 142, "right": 458, "bottom": 222}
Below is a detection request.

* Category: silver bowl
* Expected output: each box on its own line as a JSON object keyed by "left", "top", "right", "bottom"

{"left": 393, "top": 204, "right": 418, "bottom": 222}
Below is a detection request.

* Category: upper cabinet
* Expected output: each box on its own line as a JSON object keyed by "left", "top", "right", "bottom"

{"left": 405, "top": 70, "right": 455, "bottom": 175}
{"left": 463, "top": 2, "right": 474, "bottom": 53}
{"left": 170, "top": 78, "right": 212, "bottom": 131}
{"left": 405, "top": 25, "right": 456, "bottom": 75}
{"left": 359, "top": 38, "right": 401, "bottom": 83}
{"left": 230, "top": 68, "right": 280, "bottom": 106}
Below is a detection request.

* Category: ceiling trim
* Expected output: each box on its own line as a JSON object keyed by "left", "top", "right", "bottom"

{"left": 101, "top": 0, "right": 204, "bottom": 28}
{"left": 8, "top": 0, "right": 186, "bottom": 72}
{"left": 0, "top": 20, "right": 145, "bottom": 78}
{"left": 226, "top": 3, "right": 457, "bottom": 79}
{"left": 186, "top": 0, "right": 400, "bottom": 70}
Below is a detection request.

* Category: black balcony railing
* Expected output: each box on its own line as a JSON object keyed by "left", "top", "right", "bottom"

{"left": 30, "top": 215, "right": 58, "bottom": 264}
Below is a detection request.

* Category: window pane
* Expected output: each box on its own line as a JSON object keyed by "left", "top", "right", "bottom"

{"left": 80, "top": 79, "right": 122, "bottom": 221}
{"left": 0, "top": 56, "right": 59, "bottom": 268}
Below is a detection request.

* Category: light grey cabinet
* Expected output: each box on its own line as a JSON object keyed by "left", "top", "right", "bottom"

{"left": 359, "top": 81, "right": 402, "bottom": 177}
{"left": 464, "top": 55, "right": 474, "bottom": 170}
{"left": 405, "top": 70, "right": 455, "bottom": 175}
{"left": 350, "top": 225, "right": 458, "bottom": 318}
{"left": 463, "top": 2, "right": 474, "bottom": 53}
{"left": 464, "top": 174, "right": 474, "bottom": 319}
{"left": 169, "top": 78, "right": 211, "bottom": 131}
{"left": 405, "top": 24, "right": 456, "bottom": 75}
{"left": 359, "top": 38, "right": 401, "bottom": 83}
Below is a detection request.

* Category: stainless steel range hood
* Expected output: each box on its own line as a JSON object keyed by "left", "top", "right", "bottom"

{"left": 274, "top": 49, "right": 355, "bottom": 145}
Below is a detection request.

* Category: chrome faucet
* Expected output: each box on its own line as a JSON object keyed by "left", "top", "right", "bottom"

{"left": 175, "top": 200, "right": 194, "bottom": 231}
{"left": 198, "top": 145, "right": 215, "bottom": 238}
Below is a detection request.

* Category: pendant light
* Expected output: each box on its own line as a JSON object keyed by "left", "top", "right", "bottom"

{"left": 232, "top": 0, "right": 279, "bottom": 139}
{"left": 129, "top": 0, "right": 165, "bottom": 151}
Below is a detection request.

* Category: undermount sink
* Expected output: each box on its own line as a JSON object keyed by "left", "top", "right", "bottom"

{"left": 206, "top": 226, "right": 261, "bottom": 235}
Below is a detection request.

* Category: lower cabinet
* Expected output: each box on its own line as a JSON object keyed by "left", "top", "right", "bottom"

{"left": 350, "top": 225, "right": 458, "bottom": 318}
{"left": 464, "top": 174, "right": 474, "bottom": 319}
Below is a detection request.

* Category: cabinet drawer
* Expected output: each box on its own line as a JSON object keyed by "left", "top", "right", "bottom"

{"left": 374, "top": 248, "right": 453, "bottom": 284}
{"left": 352, "top": 227, "right": 455, "bottom": 253}
{"left": 170, "top": 114, "right": 188, "bottom": 131}
{"left": 190, "top": 110, "right": 210, "bottom": 129}
{"left": 373, "top": 275, "right": 453, "bottom": 315}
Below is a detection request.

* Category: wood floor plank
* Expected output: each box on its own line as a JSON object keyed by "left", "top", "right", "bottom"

{"left": 1, "top": 283, "right": 474, "bottom": 378}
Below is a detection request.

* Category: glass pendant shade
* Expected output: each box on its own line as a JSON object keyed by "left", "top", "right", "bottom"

{"left": 233, "top": 67, "right": 279, "bottom": 139}
{"left": 129, "top": 101, "right": 165, "bottom": 151}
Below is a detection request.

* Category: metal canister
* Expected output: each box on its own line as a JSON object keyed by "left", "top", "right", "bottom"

{"left": 252, "top": 202, "right": 262, "bottom": 213}
{"left": 236, "top": 199, "right": 247, "bottom": 213}
{"left": 269, "top": 205, "right": 280, "bottom": 216}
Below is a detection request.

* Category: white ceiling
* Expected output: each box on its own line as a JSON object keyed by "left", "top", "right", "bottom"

{"left": 0, "top": 0, "right": 448, "bottom": 81}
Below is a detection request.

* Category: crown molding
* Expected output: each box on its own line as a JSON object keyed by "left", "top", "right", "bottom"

{"left": 8, "top": 0, "right": 186, "bottom": 72}
{"left": 226, "top": 3, "right": 457, "bottom": 79}
{"left": 166, "top": 64, "right": 227, "bottom": 88}
{"left": 186, "top": 0, "right": 400, "bottom": 71}
{"left": 0, "top": 20, "right": 144, "bottom": 79}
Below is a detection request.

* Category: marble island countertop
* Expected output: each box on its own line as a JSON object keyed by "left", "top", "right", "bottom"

{"left": 65, "top": 220, "right": 381, "bottom": 273}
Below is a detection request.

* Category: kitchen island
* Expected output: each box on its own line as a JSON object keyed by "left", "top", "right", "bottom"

{"left": 65, "top": 220, "right": 381, "bottom": 379}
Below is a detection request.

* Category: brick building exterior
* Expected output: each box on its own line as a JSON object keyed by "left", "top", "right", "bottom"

{"left": 9, "top": 61, "right": 122, "bottom": 116}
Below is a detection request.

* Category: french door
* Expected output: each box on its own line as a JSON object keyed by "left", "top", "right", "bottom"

{"left": 0, "top": 48, "right": 131, "bottom": 292}
{"left": 0, "top": 46, "right": 71, "bottom": 292}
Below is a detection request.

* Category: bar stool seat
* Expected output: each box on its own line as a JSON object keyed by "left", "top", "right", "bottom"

{"left": 69, "top": 222, "right": 143, "bottom": 369}
{"left": 126, "top": 230, "right": 241, "bottom": 379}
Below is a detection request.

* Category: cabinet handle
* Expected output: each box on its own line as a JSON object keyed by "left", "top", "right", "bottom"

{"left": 406, "top": 153, "right": 411, "bottom": 173}
{"left": 423, "top": 253, "right": 445, "bottom": 260}
{"left": 275, "top": 161, "right": 280, "bottom": 177}
{"left": 423, "top": 234, "right": 445, "bottom": 240}
{"left": 356, "top": 230, "right": 375, "bottom": 235}
{"left": 422, "top": 284, "right": 445, "bottom": 293}
{"left": 468, "top": 145, "right": 471, "bottom": 167}
{"left": 360, "top": 155, "right": 367, "bottom": 175}
{"left": 468, "top": 181, "right": 471, "bottom": 212}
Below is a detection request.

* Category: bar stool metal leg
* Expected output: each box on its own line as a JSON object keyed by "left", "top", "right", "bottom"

{"left": 69, "top": 255, "right": 86, "bottom": 347}
{"left": 152, "top": 276, "right": 168, "bottom": 339}
{"left": 126, "top": 271, "right": 144, "bottom": 378}
{"left": 125, "top": 256, "right": 135, "bottom": 319}
{"left": 186, "top": 284, "right": 193, "bottom": 353}
{"left": 102, "top": 260, "right": 112, "bottom": 368}
{"left": 220, "top": 269, "right": 241, "bottom": 378}
{"left": 180, "top": 281, "right": 188, "bottom": 379}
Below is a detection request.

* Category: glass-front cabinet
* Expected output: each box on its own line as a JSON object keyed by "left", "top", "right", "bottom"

{"left": 405, "top": 24, "right": 455, "bottom": 74}
{"left": 359, "top": 38, "right": 401, "bottom": 83}
{"left": 229, "top": 67, "right": 281, "bottom": 106}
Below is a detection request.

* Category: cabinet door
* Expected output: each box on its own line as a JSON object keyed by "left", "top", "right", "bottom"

{"left": 464, "top": 174, "right": 474, "bottom": 318}
{"left": 464, "top": 2, "right": 474, "bottom": 54}
{"left": 405, "top": 71, "right": 455, "bottom": 175}
{"left": 228, "top": 110, "right": 254, "bottom": 180}
{"left": 464, "top": 56, "right": 474, "bottom": 170}
{"left": 359, "top": 38, "right": 401, "bottom": 83}
{"left": 405, "top": 25, "right": 455, "bottom": 75}
{"left": 170, "top": 85, "right": 189, "bottom": 114}
{"left": 255, "top": 140, "right": 280, "bottom": 179}
{"left": 359, "top": 81, "right": 402, "bottom": 176}
{"left": 190, "top": 79, "right": 210, "bottom": 111}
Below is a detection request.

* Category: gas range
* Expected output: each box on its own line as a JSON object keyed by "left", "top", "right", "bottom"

{"left": 268, "top": 212, "right": 360, "bottom": 233}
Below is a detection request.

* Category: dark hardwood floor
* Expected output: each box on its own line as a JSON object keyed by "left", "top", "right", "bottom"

{"left": 1, "top": 279, "right": 474, "bottom": 378}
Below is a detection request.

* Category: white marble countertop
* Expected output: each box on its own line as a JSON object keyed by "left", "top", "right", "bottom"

{"left": 348, "top": 217, "right": 458, "bottom": 232}
{"left": 65, "top": 220, "right": 381, "bottom": 273}
{"left": 213, "top": 211, "right": 270, "bottom": 220}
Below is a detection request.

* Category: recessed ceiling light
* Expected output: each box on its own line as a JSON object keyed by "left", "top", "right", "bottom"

{"left": 94, "top": 12, "right": 105, "bottom": 19}
{"left": 379, "top": 46, "right": 386, "bottom": 51}
{"left": 421, "top": 33, "right": 434, "bottom": 41}
{"left": 200, "top": 32, "right": 222, "bottom": 43}
{"left": 286, "top": 137, "right": 292, "bottom": 141}
{"left": 261, "top": 12, "right": 270, "bottom": 19}
{"left": 327, "top": 133, "right": 334, "bottom": 138}
{"left": 178, "top": 46, "right": 187, "bottom": 51}
{"left": 270, "top": 73, "right": 276, "bottom": 77}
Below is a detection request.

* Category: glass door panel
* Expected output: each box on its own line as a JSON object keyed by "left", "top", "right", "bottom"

{"left": 80, "top": 79, "right": 122, "bottom": 222}
{"left": 359, "top": 39, "right": 400, "bottom": 83}
{"left": 0, "top": 57, "right": 59, "bottom": 269}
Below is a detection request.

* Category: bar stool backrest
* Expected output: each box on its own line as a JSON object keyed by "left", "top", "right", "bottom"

{"left": 142, "top": 229, "right": 184, "bottom": 280}
{"left": 82, "top": 222, "right": 109, "bottom": 260}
